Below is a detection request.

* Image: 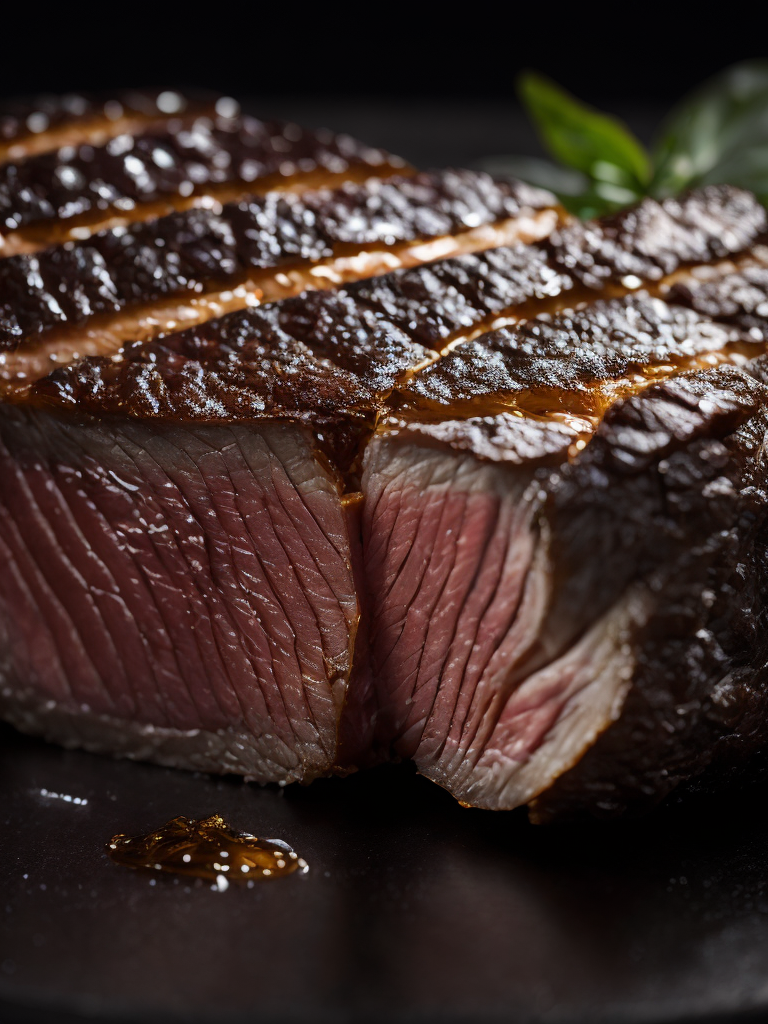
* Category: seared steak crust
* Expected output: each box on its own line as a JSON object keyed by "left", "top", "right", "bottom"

{"left": 667, "top": 256, "right": 768, "bottom": 337}
{"left": 33, "top": 187, "right": 766, "bottom": 430}
{"left": 33, "top": 295, "right": 427, "bottom": 440}
{"left": 0, "top": 115, "right": 398, "bottom": 237}
{"left": 550, "top": 186, "right": 766, "bottom": 288}
{"left": 346, "top": 243, "right": 575, "bottom": 348}
{"left": 0, "top": 171, "right": 554, "bottom": 347}
{"left": 347, "top": 187, "right": 767, "bottom": 350}
{"left": 0, "top": 91, "right": 222, "bottom": 162}
{"left": 403, "top": 294, "right": 756, "bottom": 415}
{"left": 529, "top": 364, "right": 768, "bottom": 819}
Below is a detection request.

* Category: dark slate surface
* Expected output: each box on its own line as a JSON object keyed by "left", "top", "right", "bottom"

{"left": 4, "top": 724, "right": 768, "bottom": 1024}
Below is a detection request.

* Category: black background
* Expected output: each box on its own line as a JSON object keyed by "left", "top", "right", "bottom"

{"left": 0, "top": 8, "right": 761, "bottom": 167}
{"left": 0, "top": 8, "right": 759, "bottom": 113}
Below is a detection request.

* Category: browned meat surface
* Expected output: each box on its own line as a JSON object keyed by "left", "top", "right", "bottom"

{"left": 0, "top": 113, "right": 404, "bottom": 255}
{"left": 0, "top": 171, "right": 557, "bottom": 350}
{"left": 359, "top": 299, "right": 768, "bottom": 809}
{"left": 0, "top": 91, "right": 222, "bottom": 163}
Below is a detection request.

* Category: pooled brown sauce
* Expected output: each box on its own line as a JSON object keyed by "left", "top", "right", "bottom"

{"left": 107, "top": 814, "right": 308, "bottom": 889}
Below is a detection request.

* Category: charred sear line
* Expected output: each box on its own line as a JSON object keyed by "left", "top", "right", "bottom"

{"left": 665, "top": 251, "right": 768, "bottom": 338}
{"left": 528, "top": 362, "right": 768, "bottom": 820}
{"left": 28, "top": 278, "right": 438, "bottom": 436}
{"left": 549, "top": 186, "right": 767, "bottom": 290}
{"left": 21, "top": 185, "right": 768, "bottom": 479}
{"left": 400, "top": 292, "right": 764, "bottom": 422}
{"left": 345, "top": 242, "right": 576, "bottom": 349}
{"left": 0, "top": 90, "right": 223, "bottom": 163}
{"left": 0, "top": 171, "right": 557, "bottom": 348}
{"left": 0, "top": 114, "right": 400, "bottom": 247}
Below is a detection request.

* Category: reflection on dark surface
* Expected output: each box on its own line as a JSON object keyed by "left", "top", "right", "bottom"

{"left": 2, "top": 724, "right": 768, "bottom": 1023}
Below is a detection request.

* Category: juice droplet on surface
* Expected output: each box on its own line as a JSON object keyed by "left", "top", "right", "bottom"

{"left": 106, "top": 814, "right": 308, "bottom": 883}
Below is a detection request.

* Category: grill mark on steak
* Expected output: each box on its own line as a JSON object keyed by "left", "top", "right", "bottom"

{"left": 398, "top": 292, "right": 764, "bottom": 425}
{"left": 0, "top": 91, "right": 223, "bottom": 163}
{"left": 3, "top": 180, "right": 768, "bottom": 804}
{"left": 24, "top": 186, "right": 762, "bottom": 424}
{"left": 664, "top": 252, "right": 768, "bottom": 337}
{"left": 0, "top": 171, "right": 558, "bottom": 390}
{"left": 550, "top": 187, "right": 764, "bottom": 288}
{"left": 0, "top": 169, "right": 403, "bottom": 257}
{"left": 0, "top": 115, "right": 403, "bottom": 254}
{"left": 26, "top": 187, "right": 766, "bottom": 456}
{"left": 347, "top": 185, "right": 766, "bottom": 352}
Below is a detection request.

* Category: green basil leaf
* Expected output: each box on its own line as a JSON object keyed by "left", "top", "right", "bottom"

{"left": 517, "top": 71, "right": 651, "bottom": 193}
{"left": 651, "top": 59, "right": 768, "bottom": 197}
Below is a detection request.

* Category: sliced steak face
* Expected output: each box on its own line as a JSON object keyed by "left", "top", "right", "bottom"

{"left": 356, "top": 414, "right": 576, "bottom": 772}
{"left": 0, "top": 113, "right": 404, "bottom": 255}
{"left": 359, "top": 287, "right": 768, "bottom": 812}
{"left": 0, "top": 406, "right": 358, "bottom": 782}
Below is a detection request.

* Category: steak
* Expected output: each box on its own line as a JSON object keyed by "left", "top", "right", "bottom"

{"left": 0, "top": 96, "right": 767, "bottom": 819}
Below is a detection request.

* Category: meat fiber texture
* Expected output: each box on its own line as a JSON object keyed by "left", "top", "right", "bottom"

{"left": 0, "top": 141, "right": 767, "bottom": 822}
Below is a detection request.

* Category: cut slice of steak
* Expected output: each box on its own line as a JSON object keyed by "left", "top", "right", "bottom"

{"left": 0, "top": 284, "right": 427, "bottom": 782}
{"left": 1, "top": 180, "right": 768, "bottom": 810}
